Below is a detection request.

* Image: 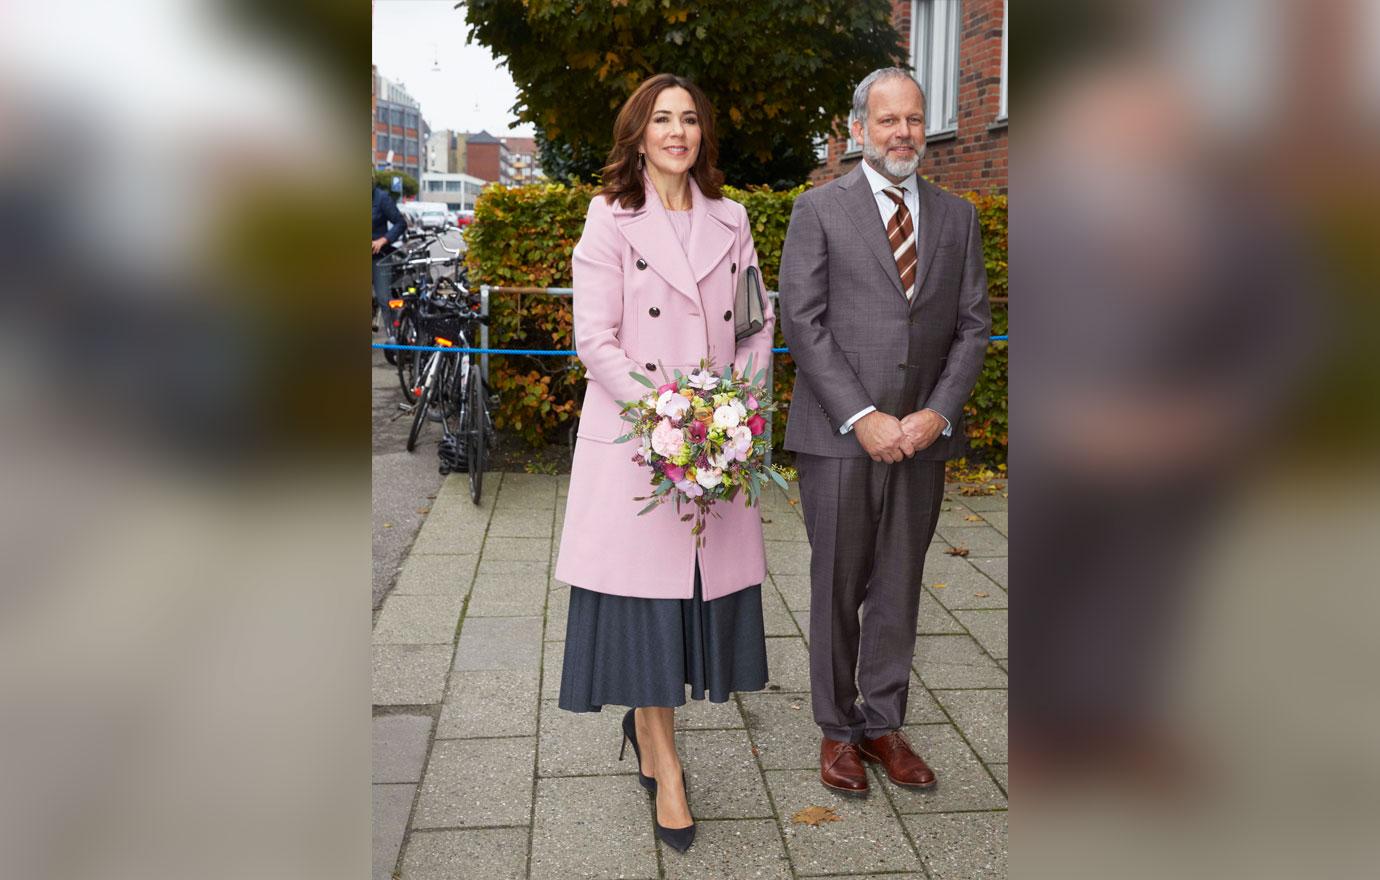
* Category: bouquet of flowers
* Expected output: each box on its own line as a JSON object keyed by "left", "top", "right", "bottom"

{"left": 615, "top": 356, "right": 792, "bottom": 543}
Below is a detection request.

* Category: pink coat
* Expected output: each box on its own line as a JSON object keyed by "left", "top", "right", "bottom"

{"left": 554, "top": 178, "right": 776, "bottom": 601}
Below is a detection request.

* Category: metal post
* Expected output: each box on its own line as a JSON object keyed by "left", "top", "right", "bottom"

{"left": 480, "top": 284, "right": 490, "bottom": 384}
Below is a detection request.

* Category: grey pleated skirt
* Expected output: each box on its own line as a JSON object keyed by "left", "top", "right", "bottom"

{"left": 557, "top": 564, "right": 769, "bottom": 713}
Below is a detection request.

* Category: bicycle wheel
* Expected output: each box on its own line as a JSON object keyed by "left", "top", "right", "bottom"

{"left": 406, "top": 355, "right": 436, "bottom": 452}
{"left": 395, "top": 311, "right": 422, "bottom": 400}
{"left": 466, "top": 363, "right": 486, "bottom": 504}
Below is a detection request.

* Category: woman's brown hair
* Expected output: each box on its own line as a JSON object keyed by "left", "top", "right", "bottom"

{"left": 598, "top": 73, "right": 724, "bottom": 210}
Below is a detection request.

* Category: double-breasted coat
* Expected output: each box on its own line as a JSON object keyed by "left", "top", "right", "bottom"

{"left": 554, "top": 178, "right": 776, "bottom": 601}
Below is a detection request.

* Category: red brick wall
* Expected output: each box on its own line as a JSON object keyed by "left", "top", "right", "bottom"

{"left": 810, "top": 0, "right": 1007, "bottom": 195}
{"left": 467, "top": 143, "right": 501, "bottom": 183}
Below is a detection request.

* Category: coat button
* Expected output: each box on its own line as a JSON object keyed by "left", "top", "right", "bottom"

{"left": 648, "top": 307, "right": 660, "bottom": 317}
{"left": 897, "top": 363, "right": 906, "bottom": 370}
{"left": 730, "top": 262, "right": 737, "bottom": 273}
{"left": 635, "top": 258, "right": 647, "bottom": 270}
{"left": 645, "top": 362, "right": 656, "bottom": 372}
{"left": 723, "top": 310, "right": 732, "bottom": 321}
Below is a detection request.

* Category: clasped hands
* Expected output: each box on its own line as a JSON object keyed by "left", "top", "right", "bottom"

{"left": 854, "top": 409, "right": 946, "bottom": 464}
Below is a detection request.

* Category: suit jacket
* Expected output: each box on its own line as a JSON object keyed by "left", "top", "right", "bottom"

{"left": 554, "top": 178, "right": 776, "bottom": 601}
{"left": 779, "top": 165, "right": 991, "bottom": 460}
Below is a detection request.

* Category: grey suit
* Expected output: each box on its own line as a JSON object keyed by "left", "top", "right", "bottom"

{"left": 779, "top": 165, "right": 990, "bottom": 741}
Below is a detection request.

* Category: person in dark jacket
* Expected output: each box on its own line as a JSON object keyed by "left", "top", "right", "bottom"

{"left": 372, "top": 176, "right": 407, "bottom": 339}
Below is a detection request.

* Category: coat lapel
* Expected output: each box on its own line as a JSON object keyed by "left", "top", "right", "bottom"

{"left": 610, "top": 176, "right": 700, "bottom": 304}
{"left": 687, "top": 180, "right": 736, "bottom": 283}
{"left": 836, "top": 164, "right": 905, "bottom": 299}
{"left": 909, "top": 178, "right": 950, "bottom": 312}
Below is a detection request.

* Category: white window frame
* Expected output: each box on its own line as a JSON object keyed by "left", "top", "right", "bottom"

{"left": 911, "top": 0, "right": 961, "bottom": 135}
{"left": 998, "top": 0, "right": 1008, "bottom": 121}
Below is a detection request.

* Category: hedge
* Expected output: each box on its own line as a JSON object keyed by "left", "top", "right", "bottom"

{"left": 464, "top": 182, "right": 1007, "bottom": 461}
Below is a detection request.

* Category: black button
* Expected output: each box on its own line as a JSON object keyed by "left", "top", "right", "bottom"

{"left": 723, "top": 310, "right": 733, "bottom": 321}
{"left": 648, "top": 307, "right": 660, "bottom": 317}
{"left": 635, "top": 258, "right": 647, "bottom": 270}
{"left": 645, "top": 362, "right": 656, "bottom": 371}
{"left": 730, "top": 262, "right": 737, "bottom": 273}
{"left": 897, "top": 363, "right": 906, "bottom": 369}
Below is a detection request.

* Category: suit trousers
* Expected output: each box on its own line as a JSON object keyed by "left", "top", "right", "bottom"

{"left": 796, "top": 451, "right": 946, "bottom": 742}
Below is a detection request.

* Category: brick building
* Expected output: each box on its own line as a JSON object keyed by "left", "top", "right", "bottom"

{"left": 463, "top": 131, "right": 515, "bottom": 185}
{"left": 812, "top": 0, "right": 1007, "bottom": 195}
{"left": 373, "top": 73, "right": 430, "bottom": 183}
{"left": 500, "top": 137, "right": 544, "bottom": 185}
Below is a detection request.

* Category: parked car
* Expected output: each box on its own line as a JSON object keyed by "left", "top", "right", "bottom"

{"left": 455, "top": 210, "right": 475, "bottom": 228}
{"left": 399, "top": 200, "right": 450, "bottom": 231}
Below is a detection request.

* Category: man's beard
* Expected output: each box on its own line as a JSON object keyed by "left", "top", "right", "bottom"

{"left": 862, "top": 130, "right": 925, "bottom": 179}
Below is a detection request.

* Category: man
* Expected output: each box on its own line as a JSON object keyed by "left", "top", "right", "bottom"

{"left": 779, "top": 68, "right": 991, "bottom": 796}
{"left": 372, "top": 175, "right": 407, "bottom": 343}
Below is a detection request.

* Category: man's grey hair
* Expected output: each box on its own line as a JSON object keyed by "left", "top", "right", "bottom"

{"left": 849, "top": 67, "right": 926, "bottom": 127}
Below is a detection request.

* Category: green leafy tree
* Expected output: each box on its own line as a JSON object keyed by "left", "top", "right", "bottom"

{"left": 463, "top": 0, "right": 903, "bottom": 187}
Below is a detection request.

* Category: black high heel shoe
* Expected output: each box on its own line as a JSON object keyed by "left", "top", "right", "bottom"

{"left": 618, "top": 708, "right": 657, "bottom": 794}
{"left": 654, "top": 772, "right": 696, "bottom": 853}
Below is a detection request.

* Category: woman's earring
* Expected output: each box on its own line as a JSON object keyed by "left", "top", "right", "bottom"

{"left": 637, "top": 153, "right": 646, "bottom": 171}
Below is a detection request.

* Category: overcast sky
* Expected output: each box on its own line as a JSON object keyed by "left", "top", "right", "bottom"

{"left": 372, "top": 0, "right": 534, "bottom": 137}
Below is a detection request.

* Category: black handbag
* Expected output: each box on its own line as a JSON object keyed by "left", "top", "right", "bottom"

{"left": 733, "top": 264, "right": 766, "bottom": 340}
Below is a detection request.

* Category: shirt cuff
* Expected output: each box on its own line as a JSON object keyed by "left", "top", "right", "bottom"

{"left": 839, "top": 406, "right": 876, "bottom": 435}
{"left": 924, "top": 408, "right": 953, "bottom": 436}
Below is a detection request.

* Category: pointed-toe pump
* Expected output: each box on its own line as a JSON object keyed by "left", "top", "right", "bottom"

{"left": 618, "top": 708, "right": 657, "bottom": 795}
{"left": 654, "top": 772, "right": 696, "bottom": 853}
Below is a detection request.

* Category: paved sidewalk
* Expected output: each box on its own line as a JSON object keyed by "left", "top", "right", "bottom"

{"left": 373, "top": 472, "right": 1007, "bottom": 879}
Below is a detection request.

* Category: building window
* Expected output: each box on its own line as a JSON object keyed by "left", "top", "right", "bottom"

{"left": 998, "top": 0, "right": 1008, "bottom": 121}
{"left": 911, "top": 0, "right": 961, "bottom": 135}
{"left": 813, "top": 136, "right": 829, "bottom": 162}
{"left": 390, "top": 108, "right": 402, "bottom": 126}
{"left": 377, "top": 106, "right": 387, "bottom": 123}
{"left": 844, "top": 125, "right": 862, "bottom": 156}
{"left": 445, "top": 180, "right": 462, "bottom": 192}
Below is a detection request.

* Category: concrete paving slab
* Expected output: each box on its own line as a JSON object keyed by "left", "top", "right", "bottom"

{"left": 952, "top": 609, "right": 1007, "bottom": 659}
{"left": 439, "top": 669, "right": 540, "bottom": 739}
{"left": 763, "top": 637, "right": 812, "bottom": 693}
{"left": 544, "top": 585, "right": 570, "bottom": 642}
{"left": 761, "top": 514, "right": 808, "bottom": 543}
{"left": 913, "top": 636, "right": 1008, "bottom": 689}
{"left": 452, "top": 617, "right": 543, "bottom": 672}
{"left": 951, "top": 492, "right": 1007, "bottom": 512}
{"left": 529, "top": 775, "right": 658, "bottom": 880}
{"left": 925, "top": 564, "right": 1007, "bottom": 611}
{"left": 989, "top": 763, "right": 1007, "bottom": 794}
{"left": 935, "top": 526, "right": 1007, "bottom": 557}
{"left": 875, "top": 724, "right": 1007, "bottom": 814}
{"left": 980, "top": 511, "right": 1008, "bottom": 536}
{"left": 487, "top": 508, "right": 556, "bottom": 538}
{"left": 904, "top": 810, "right": 1007, "bottom": 880}
{"left": 399, "top": 827, "right": 529, "bottom": 880}
{"left": 918, "top": 590, "right": 967, "bottom": 634}
{"left": 373, "top": 645, "right": 452, "bottom": 706}
{"left": 761, "top": 584, "right": 801, "bottom": 637}
{"left": 480, "top": 536, "right": 553, "bottom": 562}
{"left": 932, "top": 689, "right": 1008, "bottom": 763}
{"left": 793, "top": 611, "right": 811, "bottom": 646}
{"left": 409, "top": 515, "right": 488, "bottom": 556}
{"left": 373, "top": 782, "right": 415, "bottom": 880}
{"left": 765, "top": 769, "right": 923, "bottom": 875}
{"left": 537, "top": 700, "right": 636, "bottom": 777}
{"left": 465, "top": 575, "right": 549, "bottom": 618}
{"left": 674, "top": 695, "right": 747, "bottom": 730}
{"left": 765, "top": 541, "right": 813, "bottom": 575}
{"left": 373, "top": 594, "right": 464, "bottom": 645}
{"left": 968, "top": 556, "right": 1007, "bottom": 589}
{"left": 742, "top": 692, "right": 822, "bottom": 770}
{"left": 770, "top": 574, "right": 812, "bottom": 611}
{"left": 542, "top": 642, "right": 565, "bottom": 701}
{"left": 374, "top": 713, "right": 434, "bottom": 783}
{"left": 412, "top": 737, "right": 536, "bottom": 828}
{"left": 660, "top": 818, "right": 791, "bottom": 879}
{"left": 392, "top": 553, "right": 478, "bottom": 597}
{"left": 680, "top": 728, "right": 775, "bottom": 819}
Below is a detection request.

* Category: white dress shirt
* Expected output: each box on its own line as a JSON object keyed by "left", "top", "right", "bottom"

{"left": 839, "top": 162, "right": 952, "bottom": 439}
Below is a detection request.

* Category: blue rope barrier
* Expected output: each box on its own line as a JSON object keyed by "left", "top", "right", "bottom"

{"left": 375, "top": 335, "right": 1006, "bottom": 356}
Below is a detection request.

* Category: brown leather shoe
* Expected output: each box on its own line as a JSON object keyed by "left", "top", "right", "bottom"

{"left": 819, "top": 738, "right": 869, "bottom": 796}
{"left": 859, "top": 730, "right": 937, "bottom": 789}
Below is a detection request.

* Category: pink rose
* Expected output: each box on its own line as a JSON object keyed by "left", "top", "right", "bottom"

{"left": 650, "top": 418, "right": 685, "bottom": 458}
{"left": 746, "top": 414, "right": 767, "bottom": 436}
{"left": 657, "top": 381, "right": 678, "bottom": 396}
{"left": 662, "top": 463, "right": 686, "bottom": 483}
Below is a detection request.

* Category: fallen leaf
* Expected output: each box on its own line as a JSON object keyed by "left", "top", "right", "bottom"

{"left": 791, "top": 805, "right": 842, "bottom": 827}
{"left": 383, "top": 522, "right": 394, "bottom": 529}
{"left": 750, "top": 746, "right": 760, "bottom": 757}
{"left": 941, "top": 506, "right": 952, "bottom": 511}
{"left": 932, "top": 582, "right": 947, "bottom": 589}
{"left": 789, "top": 701, "right": 802, "bottom": 710}
{"left": 761, "top": 517, "right": 773, "bottom": 524}
{"left": 945, "top": 546, "right": 971, "bottom": 557}
{"left": 768, "top": 684, "right": 781, "bottom": 691}
{"left": 416, "top": 508, "right": 430, "bottom": 514}
{"left": 975, "top": 591, "right": 989, "bottom": 598}
{"left": 426, "top": 494, "right": 436, "bottom": 499}
{"left": 787, "top": 498, "right": 800, "bottom": 506}
{"left": 964, "top": 514, "right": 982, "bottom": 522}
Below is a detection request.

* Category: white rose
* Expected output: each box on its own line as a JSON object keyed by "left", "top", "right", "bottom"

{"left": 694, "top": 467, "right": 723, "bottom": 489}
{"left": 712, "top": 404, "right": 741, "bottom": 429}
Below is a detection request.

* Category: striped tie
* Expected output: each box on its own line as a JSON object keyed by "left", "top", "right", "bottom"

{"left": 881, "top": 185, "right": 916, "bottom": 301}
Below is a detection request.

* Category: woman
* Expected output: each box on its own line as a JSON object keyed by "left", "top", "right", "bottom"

{"left": 554, "top": 73, "right": 776, "bottom": 854}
